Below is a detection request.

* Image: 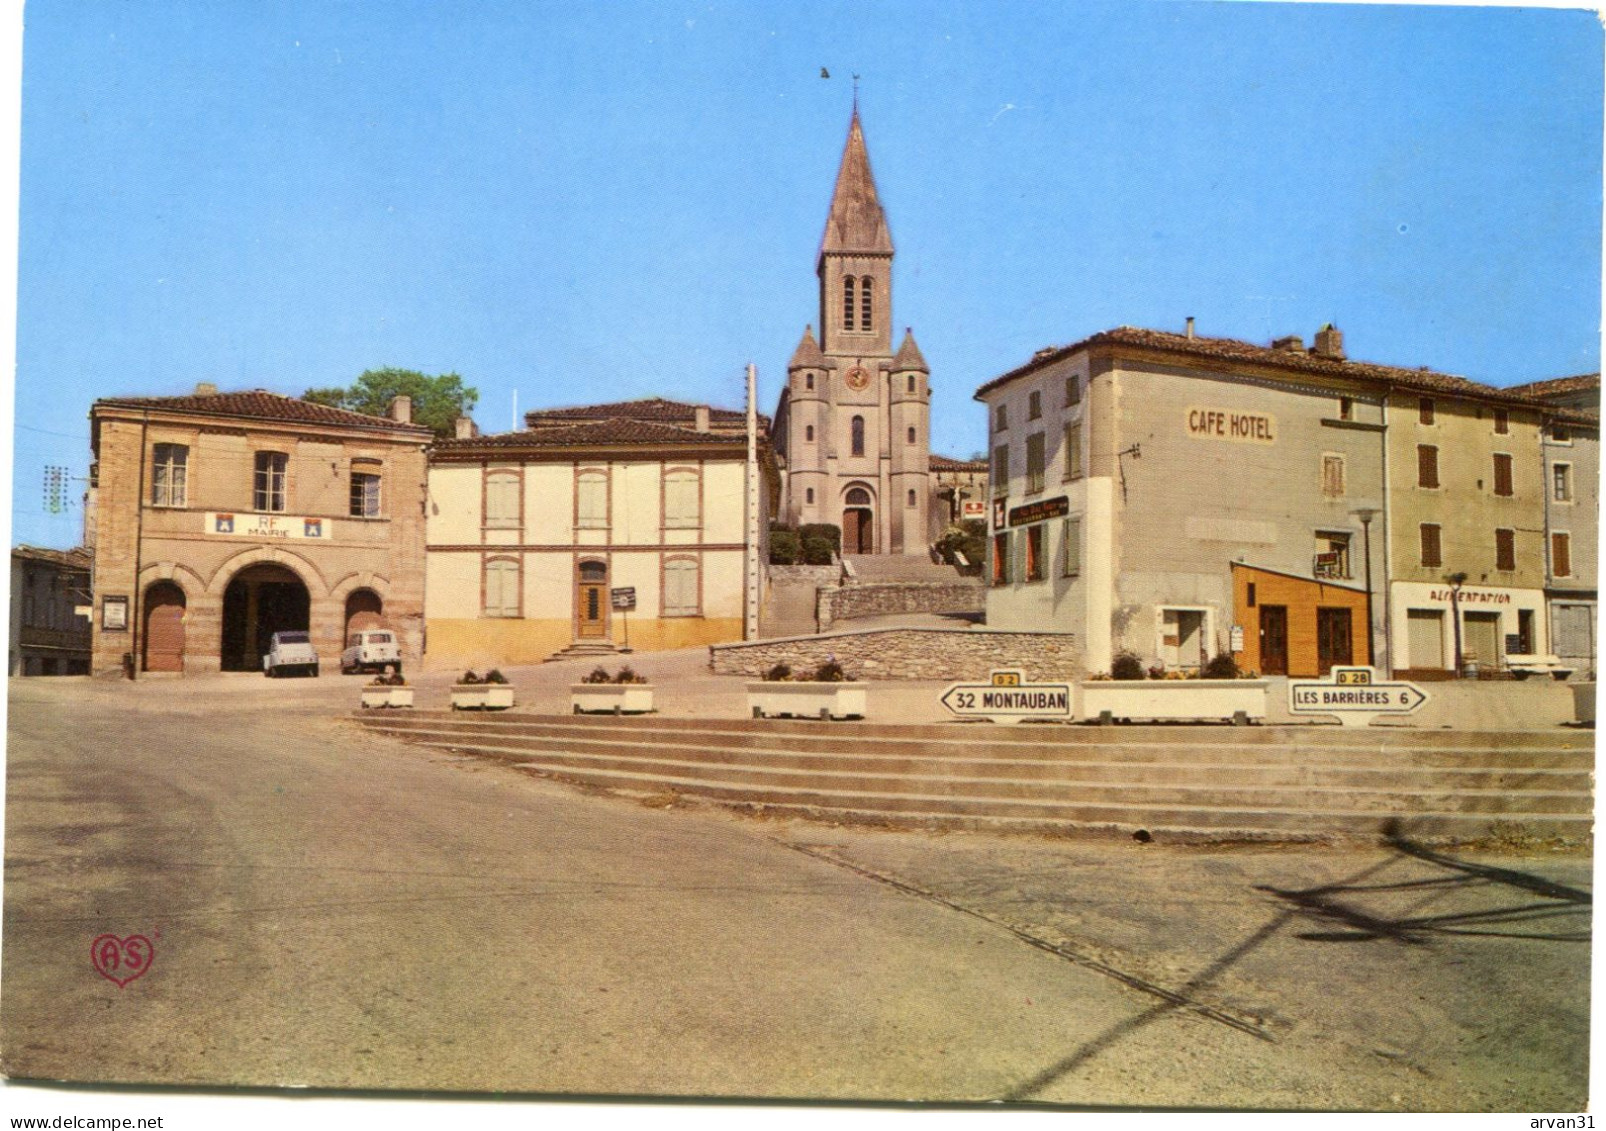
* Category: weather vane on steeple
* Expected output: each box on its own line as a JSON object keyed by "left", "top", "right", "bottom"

{"left": 852, "top": 73, "right": 860, "bottom": 110}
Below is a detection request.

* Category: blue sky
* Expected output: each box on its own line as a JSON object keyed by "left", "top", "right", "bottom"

{"left": 10, "top": 0, "right": 1602, "bottom": 549}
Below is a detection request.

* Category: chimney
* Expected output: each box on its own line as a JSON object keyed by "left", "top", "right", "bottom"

{"left": 387, "top": 395, "right": 412, "bottom": 424}
{"left": 1185, "top": 316, "right": 1195, "bottom": 340}
{"left": 693, "top": 405, "right": 710, "bottom": 432}
{"left": 194, "top": 381, "right": 218, "bottom": 396}
{"left": 1272, "top": 334, "right": 1304, "bottom": 353}
{"left": 1314, "top": 323, "right": 1345, "bottom": 359}
{"left": 453, "top": 415, "right": 477, "bottom": 439}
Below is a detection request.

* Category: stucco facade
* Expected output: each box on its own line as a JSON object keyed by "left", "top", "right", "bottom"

{"left": 86, "top": 387, "right": 430, "bottom": 676}
{"left": 425, "top": 399, "right": 761, "bottom": 669}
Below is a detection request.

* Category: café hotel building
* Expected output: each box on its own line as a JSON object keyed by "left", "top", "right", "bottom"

{"left": 975, "top": 323, "right": 1597, "bottom": 679}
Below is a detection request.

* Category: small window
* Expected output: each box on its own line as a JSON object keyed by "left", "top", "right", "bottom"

{"left": 992, "top": 444, "right": 1009, "bottom": 496}
{"left": 1553, "top": 532, "right": 1573, "bottom": 578}
{"left": 664, "top": 468, "right": 699, "bottom": 528}
{"left": 253, "top": 451, "right": 287, "bottom": 512}
{"left": 991, "top": 532, "right": 1010, "bottom": 586}
{"left": 995, "top": 405, "right": 1008, "bottom": 432}
{"left": 860, "top": 275, "right": 873, "bottom": 332}
{"left": 577, "top": 470, "right": 608, "bottom": 528}
{"left": 1062, "top": 517, "right": 1081, "bottom": 577}
{"left": 483, "top": 558, "right": 520, "bottom": 618}
{"left": 906, "top": 488, "right": 917, "bottom": 507}
{"left": 1028, "top": 390, "right": 1042, "bottom": 420}
{"left": 1025, "top": 432, "right": 1046, "bottom": 494}
{"left": 1553, "top": 463, "right": 1573, "bottom": 502}
{"left": 350, "top": 466, "right": 381, "bottom": 518}
{"left": 1492, "top": 453, "right": 1513, "bottom": 497}
{"left": 1417, "top": 445, "right": 1439, "bottom": 489}
{"left": 842, "top": 277, "right": 856, "bottom": 331}
{"left": 664, "top": 557, "right": 700, "bottom": 616}
{"left": 486, "top": 470, "right": 520, "bottom": 528}
{"left": 1321, "top": 454, "right": 1346, "bottom": 498}
{"left": 1494, "top": 408, "right": 1509, "bottom": 435}
{"left": 1064, "top": 424, "right": 1083, "bottom": 480}
{"left": 805, "top": 424, "right": 814, "bottom": 442}
{"left": 850, "top": 415, "right": 865, "bottom": 457}
{"left": 907, "top": 426, "right": 916, "bottom": 445}
{"left": 1420, "top": 523, "right": 1442, "bottom": 568}
{"left": 805, "top": 487, "right": 815, "bottom": 504}
{"left": 1338, "top": 397, "right": 1353, "bottom": 421}
{"left": 1419, "top": 397, "right": 1435, "bottom": 425}
{"left": 1024, "top": 524, "right": 1045, "bottom": 581}
{"left": 1066, "top": 374, "right": 1082, "bottom": 407}
{"left": 151, "top": 443, "right": 188, "bottom": 507}
{"left": 1495, "top": 528, "right": 1516, "bottom": 572}
{"left": 1553, "top": 423, "right": 1572, "bottom": 442}
{"left": 805, "top": 373, "right": 814, "bottom": 391}
{"left": 907, "top": 374, "right": 916, "bottom": 394}
{"left": 1315, "top": 531, "right": 1351, "bottom": 579}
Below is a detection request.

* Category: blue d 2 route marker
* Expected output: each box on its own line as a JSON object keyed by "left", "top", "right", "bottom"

{"left": 940, "top": 668, "right": 1073, "bottom": 726}
{"left": 1287, "top": 666, "right": 1429, "bottom": 728}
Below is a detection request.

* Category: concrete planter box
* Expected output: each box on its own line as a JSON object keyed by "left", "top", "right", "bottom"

{"left": 570, "top": 684, "right": 655, "bottom": 715}
{"left": 1079, "top": 679, "right": 1268, "bottom": 724}
{"left": 747, "top": 682, "right": 867, "bottom": 720}
{"left": 1572, "top": 682, "right": 1595, "bottom": 725}
{"left": 360, "top": 686, "right": 414, "bottom": 709}
{"left": 451, "top": 684, "right": 515, "bottom": 711}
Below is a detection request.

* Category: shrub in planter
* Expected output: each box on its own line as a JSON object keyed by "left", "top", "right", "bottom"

{"left": 485, "top": 669, "right": 508, "bottom": 685}
{"left": 811, "top": 658, "right": 847, "bottom": 683}
{"left": 459, "top": 670, "right": 483, "bottom": 685}
{"left": 582, "top": 667, "right": 612, "bottom": 685}
{"left": 1111, "top": 651, "right": 1145, "bottom": 681}
{"left": 764, "top": 662, "right": 793, "bottom": 682}
{"left": 1146, "top": 663, "right": 1166, "bottom": 680}
{"left": 613, "top": 666, "right": 649, "bottom": 685}
{"left": 1202, "top": 652, "right": 1240, "bottom": 680}
{"left": 799, "top": 523, "right": 841, "bottom": 557}
{"left": 768, "top": 526, "right": 801, "bottom": 566}
{"left": 800, "top": 534, "right": 834, "bottom": 565}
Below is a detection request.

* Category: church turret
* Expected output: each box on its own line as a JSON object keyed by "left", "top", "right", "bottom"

{"left": 817, "top": 110, "right": 894, "bottom": 358}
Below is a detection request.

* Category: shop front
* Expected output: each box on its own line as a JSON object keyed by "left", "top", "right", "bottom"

{"left": 1389, "top": 580, "right": 1547, "bottom": 679}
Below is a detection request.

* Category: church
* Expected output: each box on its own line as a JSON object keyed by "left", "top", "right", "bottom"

{"left": 771, "top": 109, "right": 979, "bottom": 556}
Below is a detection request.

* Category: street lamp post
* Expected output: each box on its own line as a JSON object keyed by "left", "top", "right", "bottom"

{"left": 1446, "top": 571, "right": 1469, "bottom": 678}
{"left": 1351, "top": 507, "right": 1377, "bottom": 667}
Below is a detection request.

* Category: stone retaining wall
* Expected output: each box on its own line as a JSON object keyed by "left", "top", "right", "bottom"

{"left": 768, "top": 564, "right": 842, "bottom": 586}
{"left": 816, "top": 582, "right": 987, "bottom": 631}
{"left": 710, "top": 627, "right": 1079, "bottom": 682}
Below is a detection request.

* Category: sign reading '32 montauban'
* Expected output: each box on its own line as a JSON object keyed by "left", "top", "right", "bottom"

{"left": 1185, "top": 407, "right": 1278, "bottom": 444}
{"left": 206, "top": 513, "right": 333, "bottom": 540}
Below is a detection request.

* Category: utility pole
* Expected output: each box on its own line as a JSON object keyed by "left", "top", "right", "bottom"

{"left": 744, "top": 364, "right": 761, "bottom": 640}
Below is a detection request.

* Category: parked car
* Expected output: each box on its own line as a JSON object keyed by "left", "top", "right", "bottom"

{"left": 341, "top": 629, "right": 402, "bottom": 675}
{"left": 263, "top": 630, "right": 319, "bottom": 678}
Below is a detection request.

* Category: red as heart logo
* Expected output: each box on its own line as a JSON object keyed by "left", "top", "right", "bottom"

{"left": 91, "top": 934, "right": 154, "bottom": 988}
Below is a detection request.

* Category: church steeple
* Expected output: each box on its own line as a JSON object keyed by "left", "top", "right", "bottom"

{"left": 818, "top": 109, "right": 894, "bottom": 358}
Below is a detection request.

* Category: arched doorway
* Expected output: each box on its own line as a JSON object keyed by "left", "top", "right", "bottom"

{"left": 843, "top": 485, "right": 874, "bottom": 554}
{"left": 221, "top": 563, "right": 310, "bottom": 671}
{"left": 143, "top": 582, "right": 187, "bottom": 672}
{"left": 344, "top": 588, "right": 385, "bottom": 637}
{"left": 576, "top": 559, "right": 608, "bottom": 639}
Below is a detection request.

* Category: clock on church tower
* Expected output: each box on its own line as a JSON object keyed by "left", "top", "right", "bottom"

{"left": 844, "top": 366, "right": 871, "bottom": 391}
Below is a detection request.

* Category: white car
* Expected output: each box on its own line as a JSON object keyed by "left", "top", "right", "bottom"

{"left": 263, "top": 631, "right": 319, "bottom": 678}
{"left": 341, "top": 629, "right": 402, "bottom": 675}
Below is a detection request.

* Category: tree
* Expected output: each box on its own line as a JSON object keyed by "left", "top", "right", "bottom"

{"left": 304, "top": 368, "right": 478, "bottom": 440}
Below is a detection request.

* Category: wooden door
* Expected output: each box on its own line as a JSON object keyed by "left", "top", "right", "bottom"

{"left": 1259, "top": 605, "right": 1288, "bottom": 676}
{"left": 143, "top": 584, "right": 186, "bottom": 672}
{"left": 1316, "top": 607, "right": 1353, "bottom": 676}
{"left": 577, "top": 562, "right": 607, "bottom": 639}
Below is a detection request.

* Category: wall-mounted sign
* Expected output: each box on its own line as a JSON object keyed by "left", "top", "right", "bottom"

{"left": 1186, "top": 407, "right": 1277, "bottom": 445}
{"left": 1007, "top": 496, "right": 1070, "bottom": 527}
{"left": 207, "top": 513, "right": 333, "bottom": 540}
{"left": 961, "top": 500, "right": 987, "bottom": 519}
{"left": 101, "top": 595, "right": 128, "bottom": 631}
{"left": 1425, "top": 587, "right": 1512, "bottom": 606}
{"left": 610, "top": 587, "right": 637, "bottom": 611}
{"left": 992, "top": 499, "right": 1007, "bottom": 530}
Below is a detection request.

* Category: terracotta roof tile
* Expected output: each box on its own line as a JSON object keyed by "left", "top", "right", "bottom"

{"left": 94, "top": 390, "right": 432, "bottom": 434}
{"left": 1506, "top": 374, "right": 1601, "bottom": 399}
{"left": 433, "top": 417, "right": 754, "bottom": 453}
{"left": 929, "top": 454, "right": 987, "bottom": 472}
{"left": 523, "top": 397, "right": 763, "bottom": 431}
{"left": 12, "top": 544, "right": 91, "bottom": 569}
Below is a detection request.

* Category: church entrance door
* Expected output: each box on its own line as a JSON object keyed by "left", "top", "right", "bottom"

{"left": 843, "top": 486, "right": 874, "bottom": 554}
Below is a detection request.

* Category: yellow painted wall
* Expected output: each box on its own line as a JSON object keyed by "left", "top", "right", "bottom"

{"left": 424, "top": 616, "right": 743, "bottom": 669}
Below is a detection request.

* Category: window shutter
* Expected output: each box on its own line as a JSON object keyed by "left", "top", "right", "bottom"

{"left": 1063, "top": 517, "right": 1081, "bottom": 577}
{"left": 664, "top": 471, "right": 699, "bottom": 527}
{"left": 1417, "top": 445, "right": 1438, "bottom": 488}
{"left": 1493, "top": 453, "right": 1513, "bottom": 497}
{"left": 1496, "top": 529, "right": 1516, "bottom": 572}
{"left": 1420, "top": 524, "right": 1441, "bottom": 567}
{"left": 1553, "top": 533, "right": 1571, "bottom": 578}
{"left": 664, "top": 558, "right": 698, "bottom": 615}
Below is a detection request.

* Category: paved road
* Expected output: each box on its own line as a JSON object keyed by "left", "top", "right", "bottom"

{"left": 2, "top": 676, "right": 1592, "bottom": 1108}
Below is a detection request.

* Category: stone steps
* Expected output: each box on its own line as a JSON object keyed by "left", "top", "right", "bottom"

{"left": 353, "top": 712, "right": 1594, "bottom": 842}
{"left": 843, "top": 554, "right": 977, "bottom": 585}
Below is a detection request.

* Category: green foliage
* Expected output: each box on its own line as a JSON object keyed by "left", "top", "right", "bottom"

{"left": 799, "top": 534, "right": 835, "bottom": 565}
{"left": 799, "top": 523, "right": 841, "bottom": 557}
{"left": 768, "top": 526, "right": 801, "bottom": 565}
{"left": 614, "top": 666, "right": 648, "bottom": 685}
{"left": 304, "top": 368, "right": 479, "bottom": 440}
{"left": 811, "top": 658, "right": 847, "bottom": 682}
{"left": 764, "top": 662, "right": 792, "bottom": 682}
{"left": 1110, "top": 651, "right": 1145, "bottom": 681}
{"left": 459, "top": 670, "right": 483, "bottom": 684}
{"left": 582, "top": 667, "right": 612, "bottom": 685}
{"left": 1202, "top": 653, "right": 1239, "bottom": 679}
{"left": 935, "top": 520, "right": 987, "bottom": 569}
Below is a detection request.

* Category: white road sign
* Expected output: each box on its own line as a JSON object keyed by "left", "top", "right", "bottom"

{"left": 941, "top": 669, "right": 1072, "bottom": 725}
{"left": 1288, "top": 666, "right": 1429, "bottom": 728}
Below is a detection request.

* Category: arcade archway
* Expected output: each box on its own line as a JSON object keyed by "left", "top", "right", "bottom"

{"left": 143, "top": 582, "right": 187, "bottom": 673}
{"left": 220, "top": 563, "right": 310, "bottom": 671}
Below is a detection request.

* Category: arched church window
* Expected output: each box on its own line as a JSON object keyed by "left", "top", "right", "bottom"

{"left": 846, "top": 486, "right": 872, "bottom": 506}
{"left": 805, "top": 425, "right": 814, "bottom": 442}
{"left": 842, "top": 277, "right": 856, "bottom": 331}
{"left": 851, "top": 415, "right": 865, "bottom": 457}
{"left": 860, "top": 276, "right": 873, "bottom": 331}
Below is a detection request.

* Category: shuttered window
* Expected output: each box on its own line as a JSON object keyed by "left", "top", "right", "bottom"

{"left": 1321, "top": 454, "right": 1345, "bottom": 498}
{"left": 1417, "top": 445, "right": 1439, "bottom": 489}
{"left": 664, "top": 469, "right": 699, "bottom": 528}
{"left": 1552, "top": 533, "right": 1572, "bottom": 578}
{"left": 1063, "top": 517, "right": 1081, "bottom": 577}
{"left": 577, "top": 471, "right": 608, "bottom": 528}
{"left": 485, "top": 471, "right": 520, "bottom": 528}
{"left": 992, "top": 444, "right": 1009, "bottom": 496}
{"left": 1495, "top": 528, "right": 1516, "bottom": 572}
{"left": 483, "top": 558, "right": 520, "bottom": 618}
{"left": 1419, "top": 398, "right": 1435, "bottom": 425}
{"left": 1065, "top": 374, "right": 1081, "bottom": 407}
{"left": 664, "top": 557, "right": 699, "bottom": 616}
{"left": 1493, "top": 453, "right": 1513, "bottom": 497}
{"left": 1025, "top": 433, "right": 1046, "bottom": 494}
{"left": 1419, "top": 523, "right": 1442, "bottom": 568}
{"left": 1024, "top": 524, "right": 1044, "bottom": 581}
{"left": 1065, "top": 424, "right": 1083, "bottom": 480}
{"left": 991, "top": 533, "right": 1009, "bottom": 586}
